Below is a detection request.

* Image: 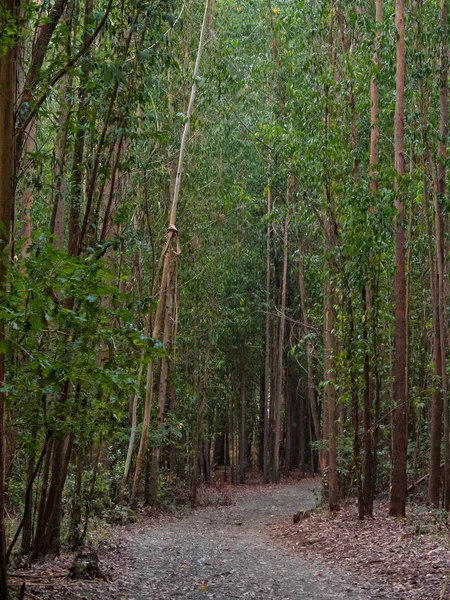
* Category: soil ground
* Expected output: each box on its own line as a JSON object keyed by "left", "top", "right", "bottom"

{"left": 11, "top": 479, "right": 398, "bottom": 599}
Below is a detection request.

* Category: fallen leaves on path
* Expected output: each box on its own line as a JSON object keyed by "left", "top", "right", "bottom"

{"left": 271, "top": 500, "right": 450, "bottom": 599}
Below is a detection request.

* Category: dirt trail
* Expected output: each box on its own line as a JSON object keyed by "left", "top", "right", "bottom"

{"left": 109, "top": 479, "right": 371, "bottom": 599}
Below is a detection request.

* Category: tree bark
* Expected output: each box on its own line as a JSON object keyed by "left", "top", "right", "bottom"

{"left": 436, "top": 0, "right": 449, "bottom": 510}
{"left": 121, "top": 362, "right": 144, "bottom": 496}
{"left": 0, "top": 0, "right": 16, "bottom": 591}
{"left": 239, "top": 367, "right": 246, "bottom": 483}
{"left": 284, "top": 368, "right": 292, "bottom": 475}
{"left": 298, "top": 243, "right": 321, "bottom": 465}
{"left": 20, "top": 122, "right": 35, "bottom": 256}
{"left": 68, "top": 0, "right": 93, "bottom": 258}
{"left": 149, "top": 280, "right": 173, "bottom": 505}
{"left": 272, "top": 207, "right": 290, "bottom": 483}
{"left": 20, "top": 428, "right": 37, "bottom": 555}
{"left": 263, "top": 178, "right": 271, "bottom": 483}
{"left": 131, "top": 0, "right": 211, "bottom": 504}
{"left": 50, "top": 74, "right": 71, "bottom": 248}
{"left": 324, "top": 259, "right": 339, "bottom": 511}
{"left": 389, "top": 0, "right": 408, "bottom": 518}
{"left": 362, "top": 0, "right": 382, "bottom": 519}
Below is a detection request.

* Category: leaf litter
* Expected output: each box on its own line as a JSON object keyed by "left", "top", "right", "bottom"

{"left": 11, "top": 479, "right": 445, "bottom": 599}
{"left": 272, "top": 499, "right": 450, "bottom": 599}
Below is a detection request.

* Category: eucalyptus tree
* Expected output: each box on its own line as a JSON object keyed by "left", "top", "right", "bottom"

{"left": 3, "top": 5, "right": 450, "bottom": 594}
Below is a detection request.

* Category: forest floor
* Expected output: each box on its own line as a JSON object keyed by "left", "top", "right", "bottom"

{"left": 273, "top": 491, "right": 450, "bottom": 600}
{"left": 9, "top": 478, "right": 450, "bottom": 599}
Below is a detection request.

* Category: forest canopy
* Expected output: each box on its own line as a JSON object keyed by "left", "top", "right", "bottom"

{"left": 0, "top": 0, "right": 449, "bottom": 596}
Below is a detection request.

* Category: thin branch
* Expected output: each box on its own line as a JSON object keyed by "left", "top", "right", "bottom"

{"left": 16, "top": 0, "right": 113, "bottom": 146}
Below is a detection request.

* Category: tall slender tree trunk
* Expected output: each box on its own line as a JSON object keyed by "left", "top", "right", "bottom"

{"left": 437, "top": 0, "right": 449, "bottom": 510}
{"left": 68, "top": 0, "right": 93, "bottom": 258}
{"left": 131, "top": 0, "right": 211, "bottom": 503}
{"left": 420, "top": 84, "right": 443, "bottom": 509}
{"left": 149, "top": 280, "right": 173, "bottom": 505}
{"left": 20, "top": 427, "right": 37, "bottom": 555}
{"left": 389, "top": 0, "right": 408, "bottom": 518}
{"left": 272, "top": 208, "right": 290, "bottom": 482}
{"left": 324, "top": 241, "right": 339, "bottom": 512}
{"left": 258, "top": 374, "right": 265, "bottom": 472}
{"left": 50, "top": 74, "right": 71, "bottom": 248}
{"left": 299, "top": 382, "right": 306, "bottom": 472}
{"left": 263, "top": 179, "right": 271, "bottom": 483}
{"left": 239, "top": 367, "right": 246, "bottom": 483}
{"left": 362, "top": 287, "right": 374, "bottom": 517}
{"left": 32, "top": 438, "right": 53, "bottom": 555}
{"left": 20, "top": 122, "right": 35, "bottom": 256}
{"left": 121, "top": 362, "right": 144, "bottom": 496}
{"left": 169, "top": 379, "right": 177, "bottom": 473}
{"left": 69, "top": 447, "right": 83, "bottom": 549}
{"left": 362, "top": 0, "right": 382, "bottom": 519}
{"left": 411, "top": 0, "right": 442, "bottom": 507}
{"left": 0, "top": 0, "right": 16, "bottom": 592}
{"left": 298, "top": 243, "right": 321, "bottom": 466}
{"left": 284, "top": 367, "right": 292, "bottom": 475}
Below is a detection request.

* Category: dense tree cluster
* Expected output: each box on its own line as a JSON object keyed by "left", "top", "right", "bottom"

{"left": 0, "top": 0, "right": 449, "bottom": 596}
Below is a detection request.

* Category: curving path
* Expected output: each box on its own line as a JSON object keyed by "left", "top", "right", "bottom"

{"left": 114, "top": 479, "right": 370, "bottom": 600}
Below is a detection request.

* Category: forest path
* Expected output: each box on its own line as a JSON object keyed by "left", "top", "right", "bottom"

{"left": 115, "top": 479, "right": 369, "bottom": 599}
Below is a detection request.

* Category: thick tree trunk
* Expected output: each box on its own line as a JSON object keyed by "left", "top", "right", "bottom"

{"left": 389, "top": 0, "right": 408, "bottom": 518}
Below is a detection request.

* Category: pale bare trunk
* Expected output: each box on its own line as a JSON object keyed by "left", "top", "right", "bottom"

{"left": 121, "top": 362, "right": 144, "bottom": 494}
{"left": 131, "top": 0, "right": 211, "bottom": 503}
{"left": 149, "top": 282, "right": 174, "bottom": 505}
